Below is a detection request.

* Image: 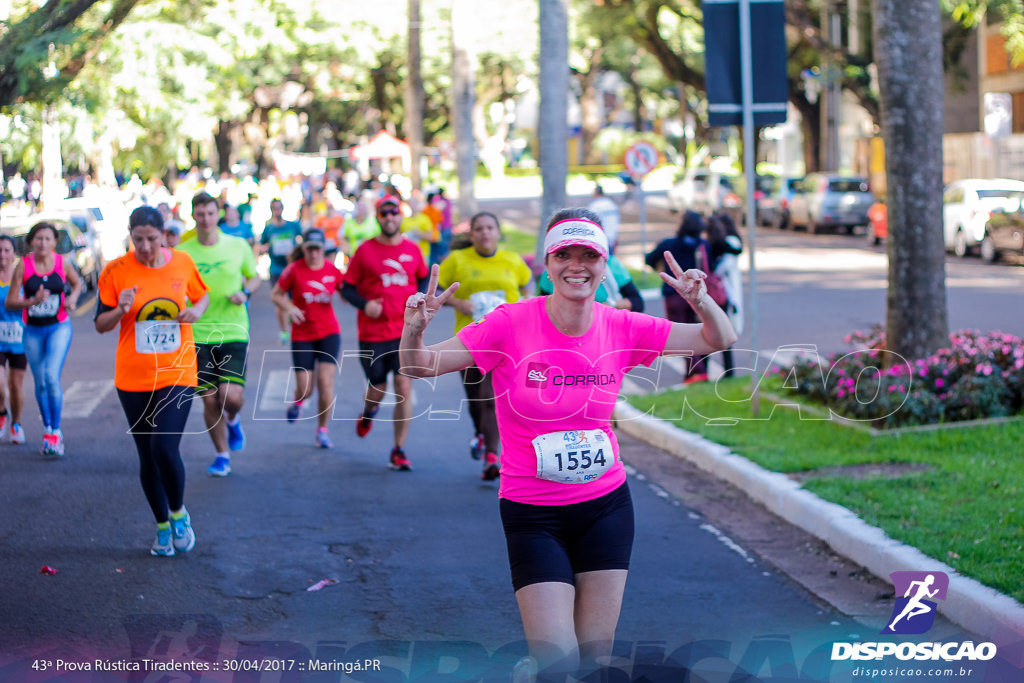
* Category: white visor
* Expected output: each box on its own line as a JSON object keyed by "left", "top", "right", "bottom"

{"left": 543, "top": 219, "right": 609, "bottom": 259}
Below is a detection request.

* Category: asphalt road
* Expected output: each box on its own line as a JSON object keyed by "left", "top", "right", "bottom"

{"left": 1, "top": 197, "right": 1021, "bottom": 682}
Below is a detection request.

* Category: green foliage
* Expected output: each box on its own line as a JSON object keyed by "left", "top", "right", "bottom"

{"left": 627, "top": 378, "right": 1024, "bottom": 602}
{"left": 945, "top": 0, "right": 1024, "bottom": 65}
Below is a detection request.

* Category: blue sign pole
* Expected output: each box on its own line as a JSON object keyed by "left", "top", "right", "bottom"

{"left": 702, "top": 0, "right": 787, "bottom": 414}
{"left": 739, "top": 0, "right": 759, "bottom": 414}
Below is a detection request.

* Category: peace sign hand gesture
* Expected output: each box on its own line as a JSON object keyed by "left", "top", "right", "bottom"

{"left": 404, "top": 264, "right": 459, "bottom": 335}
{"left": 659, "top": 251, "right": 709, "bottom": 307}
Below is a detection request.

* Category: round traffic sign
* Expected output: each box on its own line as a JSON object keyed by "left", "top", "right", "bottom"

{"left": 624, "top": 141, "right": 659, "bottom": 177}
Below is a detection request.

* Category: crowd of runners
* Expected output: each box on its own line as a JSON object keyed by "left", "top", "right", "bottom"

{"left": 2, "top": 183, "right": 738, "bottom": 682}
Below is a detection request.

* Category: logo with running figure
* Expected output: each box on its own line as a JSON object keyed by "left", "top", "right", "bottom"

{"left": 883, "top": 571, "right": 949, "bottom": 635}
{"left": 526, "top": 362, "right": 550, "bottom": 387}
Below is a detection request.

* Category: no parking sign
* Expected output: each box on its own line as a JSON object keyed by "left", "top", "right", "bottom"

{"left": 624, "top": 142, "right": 659, "bottom": 178}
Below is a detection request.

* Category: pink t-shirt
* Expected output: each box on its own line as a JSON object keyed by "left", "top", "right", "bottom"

{"left": 457, "top": 296, "right": 672, "bottom": 506}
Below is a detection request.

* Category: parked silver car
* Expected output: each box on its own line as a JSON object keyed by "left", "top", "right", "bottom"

{"left": 788, "top": 174, "right": 874, "bottom": 234}
{"left": 756, "top": 176, "right": 804, "bottom": 228}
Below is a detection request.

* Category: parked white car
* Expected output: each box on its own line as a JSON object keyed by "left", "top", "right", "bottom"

{"left": 58, "top": 195, "right": 129, "bottom": 265}
{"left": 666, "top": 167, "right": 740, "bottom": 215}
{"left": 943, "top": 178, "right": 1024, "bottom": 257}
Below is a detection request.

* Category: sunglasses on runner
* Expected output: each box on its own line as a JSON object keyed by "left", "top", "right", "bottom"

{"left": 378, "top": 208, "right": 400, "bottom": 218}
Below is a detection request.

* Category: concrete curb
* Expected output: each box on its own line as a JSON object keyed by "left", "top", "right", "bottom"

{"left": 614, "top": 400, "right": 1024, "bottom": 660}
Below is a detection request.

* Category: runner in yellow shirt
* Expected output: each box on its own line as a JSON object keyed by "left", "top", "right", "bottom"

{"left": 437, "top": 211, "right": 532, "bottom": 480}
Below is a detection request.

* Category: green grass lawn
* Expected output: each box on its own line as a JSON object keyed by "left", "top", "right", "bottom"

{"left": 627, "top": 377, "right": 1024, "bottom": 604}
{"left": 499, "top": 226, "right": 539, "bottom": 257}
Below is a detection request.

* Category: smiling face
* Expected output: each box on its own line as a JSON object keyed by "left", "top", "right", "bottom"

{"left": 545, "top": 245, "right": 606, "bottom": 301}
{"left": 377, "top": 203, "right": 403, "bottom": 239}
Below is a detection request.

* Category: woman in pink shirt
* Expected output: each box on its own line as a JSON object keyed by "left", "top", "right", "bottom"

{"left": 399, "top": 208, "right": 737, "bottom": 681}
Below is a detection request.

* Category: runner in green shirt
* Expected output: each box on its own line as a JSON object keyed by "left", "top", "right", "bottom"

{"left": 178, "top": 192, "right": 260, "bottom": 477}
{"left": 342, "top": 194, "right": 381, "bottom": 255}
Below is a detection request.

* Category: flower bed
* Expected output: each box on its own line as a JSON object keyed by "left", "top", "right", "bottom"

{"left": 774, "top": 326, "right": 1024, "bottom": 428}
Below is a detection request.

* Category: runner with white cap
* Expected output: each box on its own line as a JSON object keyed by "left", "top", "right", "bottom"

{"left": 399, "top": 207, "right": 737, "bottom": 681}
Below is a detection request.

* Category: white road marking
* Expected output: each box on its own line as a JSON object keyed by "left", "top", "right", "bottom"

{"left": 699, "top": 523, "right": 756, "bottom": 564}
{"left": 253, "top": 367, "right": 416, "bottom": 416}
{"left": 63, "top": 379, "right": 115, "bottom": 418}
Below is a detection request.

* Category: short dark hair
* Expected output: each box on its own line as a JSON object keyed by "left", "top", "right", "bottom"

{"left": 129, "top": 206, "right": 164, "bottom": 231}
{"left": 470, "top": 211, "right": 500, "bottom": 232}
{"left": 677, "top": 210, "right": 705, "bottom": 239}
{"left": 27, "top": 221, "right": 58, "bottom": 246}
{"left": 191, "top": 192, "right": 218, "bottom": 211}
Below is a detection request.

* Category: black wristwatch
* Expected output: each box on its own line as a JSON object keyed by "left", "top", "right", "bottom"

{"left": 241, "top": 287, "right": 251, "bottom": 299}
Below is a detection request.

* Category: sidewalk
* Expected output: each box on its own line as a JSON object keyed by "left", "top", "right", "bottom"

{"left": 612, "top": 399, "right": 1024, "bottom": 667}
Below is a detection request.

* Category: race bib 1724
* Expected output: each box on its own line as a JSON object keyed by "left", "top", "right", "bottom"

{"left": 135, "top": 320, "right": 181, "bottom": 354}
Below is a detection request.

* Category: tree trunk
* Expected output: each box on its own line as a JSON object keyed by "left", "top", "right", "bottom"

{"left": 214, "top": 120, "right": 235, "bottom": 175}
{"left": 578, "top": 46, "right": 604, "bottom": 165}
{"left": 627, "top": 67, "right": 646, "bottom": 135}
{"left": 873, "top": 0, "right": 948, "bottom": 360}
{"left": 405, "top": 0, "right": 424, "bottom": 190}
{"left": 537, "top": 0, "right": 569, "bottom": 261}
{"left": 791, "top": 92, "right": 821, "bottom": 174}
{"left": 451, "top": 0, "right": 477, "bottom": 221}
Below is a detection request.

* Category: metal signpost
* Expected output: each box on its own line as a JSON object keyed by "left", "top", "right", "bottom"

{"left": 624, "top": 141, "right": 659, "bottom": 285}
{"left": 702, "top": 0, "right": 787, "bottom": 414}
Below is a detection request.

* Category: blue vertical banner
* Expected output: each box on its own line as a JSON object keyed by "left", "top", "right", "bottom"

{"left": 702, "top": 0, "right": 788, "bottom": 127}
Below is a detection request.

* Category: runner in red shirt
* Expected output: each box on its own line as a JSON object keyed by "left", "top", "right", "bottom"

{"left": 342, "top": 195, "right": 428, "bottom": 470}
{"left": 271, "top": 229, "right": 345, "bottom": 449}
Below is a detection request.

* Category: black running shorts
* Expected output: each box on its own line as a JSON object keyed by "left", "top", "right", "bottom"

{"left": 357, "top": 338, "right": 401, "bottom": 387}
{"left": 196, "top": 341, "right": 248, "bottom": 391}
{"left": 0, "top": 351, "right": 27, "bottom": 371}
{"left": 499, "top": 482, "right": 634, "bottom": 592}
{"left": 291, "top": 334, "right": 341, "bottom": 372}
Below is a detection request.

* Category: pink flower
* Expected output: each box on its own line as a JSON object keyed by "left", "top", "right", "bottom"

{"left": 935, "top": 378, "right": 945, "bottom": 389}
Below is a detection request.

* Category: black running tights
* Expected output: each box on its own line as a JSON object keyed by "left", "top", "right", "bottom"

{"left": 117, "top": 386, "right": 194, "bottom": 524}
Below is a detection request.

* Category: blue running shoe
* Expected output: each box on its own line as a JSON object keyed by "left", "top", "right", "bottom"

{"left": 151, "top": 525, "right": 175, "bottom": 557}
{"left": 469, "top": 434, "right": 485, "bottom": 460}
{"left": 170, "top": 508, "right": 196, "bottom": 553}
{"left": 226, "top": 419, "right": 245, "bottom": 451}
{"left": 207, "top": 456, "right": 231, "bottom": 477}
{"left": 316, "top": 428, "right": 332, "bottom": 449}
{"left": 286, "top": 402, "right": 302, "bottom": 423}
